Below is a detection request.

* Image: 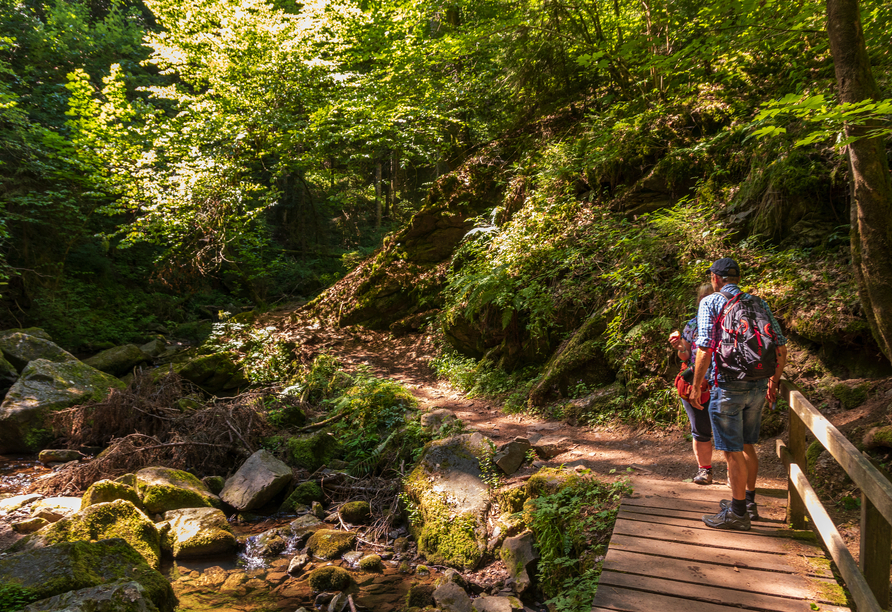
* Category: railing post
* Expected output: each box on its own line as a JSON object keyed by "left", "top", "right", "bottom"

{"left": 784, "top": 382, "right": 807, "bottom": 529}
{"left": 861, "top": 453, "right": 891, "bottom": 609}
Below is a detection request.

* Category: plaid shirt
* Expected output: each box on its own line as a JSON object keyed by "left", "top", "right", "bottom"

{"left": 695, "top": 284, "right": 787, "bottom": 382}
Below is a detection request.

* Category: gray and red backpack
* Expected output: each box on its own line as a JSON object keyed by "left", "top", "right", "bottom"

{"left": 714, "top": 291, "right": 778, "bottom": 381}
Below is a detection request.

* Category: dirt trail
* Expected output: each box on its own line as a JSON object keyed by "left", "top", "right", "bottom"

{"left": 267, "top": 313, "right": 790, "bottom": 494}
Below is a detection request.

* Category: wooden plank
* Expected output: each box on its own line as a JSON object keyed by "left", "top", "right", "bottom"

{"left": 593, "top": 585, "right": 771, "bottom": 612}
{"left": 860, "top": 452, "right": 892, "bottom": 610}
{"left": 598, "top": 571, "right": 849, "bottom": 612}
{"left": 778, "top": 441, "right": 883, "bottom": 612}
{"left": 785, "top": 383, "right": 808, "bottom": 529}
{"left": 617, "top": 508, "right": 792, "bottom": 538}
{"left": 608, "top": 534, "right": 833, "bottom": 576}
{"left": 611, "top": 516, "right": 822, "bottom": 556}
{"left": 786, "top": 384, "right": 892, "bottom": 526}
{"left": 601, "top": 548, "right": 840, "bottom": 602}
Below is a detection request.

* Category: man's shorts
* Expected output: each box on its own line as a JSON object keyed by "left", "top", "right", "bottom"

{"left": 708, "top": 379, "right": 769, "bottom": 452}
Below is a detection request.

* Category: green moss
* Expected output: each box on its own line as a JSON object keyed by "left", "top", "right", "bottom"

{"left": 358, "top": 554, "right": 383, "bottom": 573}
{"left": 36, "top": 500, "right": 161, "bottom": 569}
{"left": 81, "top": 480, "right": 142, "bottom": 511}
{"left": 414, "top": 496, "right": 481, "bottom": 570}
{"left": 806, "top": 440, "right": 825, "bottom": 476}
{"left": 202, "top": 476, "right": 225, "bottom": 495}
{"left": 831, "top": 382, "right": 870, "bottom": 410}
{"left": 306, "top": 529, "right": 357, "bottom": 560}
{"left": 307, "top": 566, "right": 353, "bottom": 592}
{"left": 136, "top": 468, "right": 218, "bottom": 515}
{"left": 0, "top": 583, "right": 40, "bottom": 612}
{"left": 870, "top": 426, "right": 892, "bottom": 448}
{"left": 405, "top": 584, "right": 435, "bottom": 608}
{"left": 809, "top": 577, "right": 848, "bottom": 606}
{"left": 280, "top": 481, "right": 323, "bottom": 512}
{"left": 495, "top": 484, "right": 528, "bottom": 514}
{"left": 527, "top": 468, "right": 579, "bottom": 498}
{"left": 339, "top": 500, "right": 371, "bottom": 524}
{"left": 285, "top": 431, "right": 342, "bottom": 471}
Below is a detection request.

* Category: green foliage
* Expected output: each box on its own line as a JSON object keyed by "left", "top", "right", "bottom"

{"left": 525, "top": 477, "right": 629, "bottom": 612}
{"left": 0, "top": 583, "right": 39, "bottom": 612}
{"left": 204, "top": 318, "right": 298, "bottom": 384}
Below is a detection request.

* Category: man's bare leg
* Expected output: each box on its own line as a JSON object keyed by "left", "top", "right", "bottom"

{"left": 743, "top": 443, "right": 758, "bottom": 492}
{"left": 725, "top": 450, "right": 748, "bottom": 503}
{"left": 693, "top": 440, "right": 713, "bottom": 467}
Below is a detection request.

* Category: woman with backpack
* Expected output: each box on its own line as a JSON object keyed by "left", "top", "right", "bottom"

{"left": 668, "top": 283, "right": 715, "bottom": 485}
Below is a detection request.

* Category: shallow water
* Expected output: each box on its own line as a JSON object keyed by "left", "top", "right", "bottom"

{"left": 0, "top": 454, "right": 50, "bottom": 495}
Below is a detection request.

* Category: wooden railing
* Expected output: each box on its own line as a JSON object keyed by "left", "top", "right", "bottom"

{"left": 779, "top": 379, "right": 892, "bottom": 612}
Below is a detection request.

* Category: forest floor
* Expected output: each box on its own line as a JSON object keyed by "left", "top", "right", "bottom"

{"left": 262, "top": 308, "right": 892, "bottom": 567}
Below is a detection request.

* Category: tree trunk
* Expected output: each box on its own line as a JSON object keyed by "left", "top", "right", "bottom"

{"left": 826, "top": 0, "right": 892, "bottom": 362}
{"left": 375, "top": 161, "right": 382, "bottom": 228}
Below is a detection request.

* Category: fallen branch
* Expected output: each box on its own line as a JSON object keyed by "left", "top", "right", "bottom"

{"left": 347, "top": 594, "right": 358, "bottom": 612}
{"left": 297, "top": 410, "right": 346, "bottom": 432}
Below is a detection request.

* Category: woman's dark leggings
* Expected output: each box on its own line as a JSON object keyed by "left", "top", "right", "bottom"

{"left": 680, "top": 397, "right": 712, "bottom": 442}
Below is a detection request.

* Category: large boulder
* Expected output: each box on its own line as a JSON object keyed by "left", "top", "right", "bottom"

{"left": 9, "top": 499, "right": 161, "bottom": 569}
{"left": 0, "top": 352, "right": 17, "bottom": 395}
{"left": 174, "top": 352, "right": 249, "bottom": 393}
{"left": 220, "top": 449, "right": 292, "bottom": 511}
{"left": 81, "top": 479, "right": 143, "bottom": 510}
{"left": 23, "top": 580, "right": 160, "bottom": 612}
{"left": 0, "top": 332, "right": 77, "bottom": 372}
{"left": 404, "top": 433, "right": 493, "bottom": 569}
{"left": 0, "top": 327, "right": 53, "bottom": 342}
{"left": 84, "top": 344, "right": 150, "bottom": 376}
{"left": 306, "top": 529, "right": 357, "bottom": 560}
{"left": 135, "top": 467, "right": 220, "bottom": 515}
{"left": 433, "top": 582, "right": 473, "bottom": 612}
{"left": 160, "top": 507, "right": 236, "bottom": 558}
{"left": 499, "top": 531, "right": 539, "bottom": 595}
{"left": 0, "top": 358, "right": 126, "bottom": 453}
{"left": 0, "top": 539, "right": 175, "bottom": 612}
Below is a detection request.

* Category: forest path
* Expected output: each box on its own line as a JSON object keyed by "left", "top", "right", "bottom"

{"left": 265, "top": 312, "right": 789, "bottom": 493}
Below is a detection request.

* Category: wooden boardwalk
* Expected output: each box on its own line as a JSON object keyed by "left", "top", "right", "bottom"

{"left": 591, "top": 477, "right": 850, "bottom": 612}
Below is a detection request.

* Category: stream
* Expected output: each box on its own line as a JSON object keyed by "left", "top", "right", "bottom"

{"left": 0, "top": 454, "right": 440, "bottom": 612}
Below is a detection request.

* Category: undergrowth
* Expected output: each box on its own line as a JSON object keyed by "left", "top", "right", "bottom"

{"left": 526, "top": 475, "right": 630, "bottom": 612}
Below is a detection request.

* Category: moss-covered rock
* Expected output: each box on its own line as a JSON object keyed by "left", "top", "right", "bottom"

{"left": 307, "top": 566, "right": 353, "bottom": 592}
{"left": 339, "top": 500, "right": 371, "bottom": 524}
{"left": 529, "top": 315, "right": 614, "bottom": 407}
{"left": 161, "top": 507, "right": 236, "bottom": 558}
{"left": 493, "top": 483, "right": 528, "bottom": 514}
{"left": 404, "top": 433, "right": 493, "bottom": 570}
{"left": 23, "top": 579, "right": 160, "bottom": 612}
{"left": 135, "top": 467, "right": 220, "bottom": 515}
{"left": 0, "top": 332, "right": 77, "bottom": 372}
{"left": 0, "top": 327, "right": 52, "bottom": 342}
{"left": 358, "top": 554, "right": 383, "bottom": 572}
{"left": 831, "top": 381, "right": 871, "bottom": 410}
{"left": 201, "top": 475, "right": 226, "bottom": 495}
{"left": 285, "top": 431, "right": 342, "bottom": 471}
{"left": 280, "top": 481, "right": 323, "bottom": 512}
{"left": 174, "top": 352, "right": 248, "bottom": 393}
{"left": 306, "top": 529, "right": 357, "bottom": 560}
{"left": 864, "top": 425, "right": 892, "bottom": 449}
{"left": 0, "top": 352, "right": 17, "bottom": 395}
{"left": 81, "top": 480, "right": 143, "bottom": 511}
{"left": 406, "top": 584, "right": 435, "bottom": 608}
{"left": 10, "top": 500, "right": 161, "bottom": 569}
{"left": 0, "top": 358, "right": 126, "bottom": 453}
{"left": 0, "top": 538, "right": 175, "bottom": 612}
{"left": 83, "top": 344, "right": 150, "bottom": 377}
{"left": 526, "top": 467, "right": 579, "bottom": 498}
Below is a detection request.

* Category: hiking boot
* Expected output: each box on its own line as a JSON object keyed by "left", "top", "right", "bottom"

{"left": 703, "top": 506, "right": 751, "bottom": 531}
{"left": 720, "top": 499, "right": 760, "bottom": 521}
{"left": 692, "top": 467, "right": 713, "bottom": 485}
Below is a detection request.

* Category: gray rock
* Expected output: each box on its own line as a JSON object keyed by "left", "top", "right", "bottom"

{"left": 162, "top": 507, "right": 236, "bottom": 558}
{"left": 532, "top": 436, "right": 572, "bottom": 459}
{"left": 311, "top": 500, "right": 325, "bottom": 519}
{"left": 420, "top": 408, "right": 458, "bottom": 431}
{"left": 23, "top": 580, "right": 157, "bottom": 612}
{"left": 328, "top": 592, "right": 350, "bottom": 612}
{"left": 30, "top": 497, "right": 81, "bottom": 522}
{"left": 433, "top": 582, "right": 473, "bottom": 612}
{"left": 404, "top": 433, "right": 493, "bottom": 569}
{"left": 0, "top": 327, "right": 52, "bottom": 342}
{"left": 493, "top": 438, "right": 531, "bottom": 475}
{"left": 0, "top": 493, "right": 42, "bottom": 512}
{"left": 13, "top": 517, "right": 48, "bottom": 533}
{"left": 471, "top": 595, "right": 524, "bottom": 612}
{"left": 0, "top": 538, "right": 175, "bottom": 612}
{"left": 0, "top": 359, "right": 126, "bottom": 453}
{"left": 139, "top": 338, "right": 168, "bottom": 358}
{"left": 499, "top": 531, "right": 539, "bottom": 595}
{"left": 38, "top": 449, "right": 83, "bottom": 464}
{"left": 84, "top": 344, "right": 150, "bottom": 376}
{"left": 288, "top": 553, "right": 310, "bottom": 575}
{"left": 0, "top": 332, "right": 76, "bottom": 372}
{"left": 174, "top": 352, "right": 249, "bottom": 393}
{"left": 250, "top": 527, "right": 289, "bottom": 556}
{"left": 220, "top": 449, "right": 293, "bottom": 511}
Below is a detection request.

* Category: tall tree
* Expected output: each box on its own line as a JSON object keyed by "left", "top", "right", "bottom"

{"left": 826, "top": 0, "right": 892, "bottom": 361}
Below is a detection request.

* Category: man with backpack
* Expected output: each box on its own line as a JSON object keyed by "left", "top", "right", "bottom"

{"left": 689, "top": 257, "right": 788, "bottom": 531}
